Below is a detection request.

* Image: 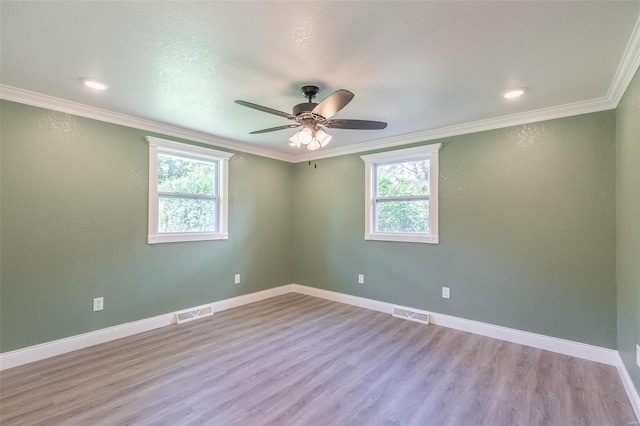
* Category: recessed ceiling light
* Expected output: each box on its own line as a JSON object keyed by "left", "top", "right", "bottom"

{"left": 503, "top": 88, "right": 527, "bottom": 99}
{"left": 80, "top": 78, "right": 108, "bottom": 91}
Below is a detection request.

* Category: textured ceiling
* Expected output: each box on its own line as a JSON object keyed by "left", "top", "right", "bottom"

{"left": 1, "top": 1, "right": 639, "bottom": 159}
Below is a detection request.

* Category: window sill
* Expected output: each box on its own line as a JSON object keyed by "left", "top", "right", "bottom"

{"left": 148, "top": 232, "right": 229, "bottom": 244}
{"left": 364, "top": 233, "right": 439, "bottom": 244}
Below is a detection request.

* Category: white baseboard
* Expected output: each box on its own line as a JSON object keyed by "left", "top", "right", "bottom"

{"left": 291, "top": 284, "right": 618, "bottom": 366}
{"left": 209, "top": 284, "right": 293, "bottom": 312}
{"left": 291, "top": 284, "right": 640, "bottom": 419}
{"left": 292, "top": 284, "right": 391, "bottom": 313}
{"left": 0, "top": 311, "right": 176, "bottom": 371}
{"left": 0, "top": 284, "right": 293, "bottom": 371}
{"left": 616, "top": 354, "right": 640, "bottom": 421}
{"left": 2, "top": 282, "right": 637, "bottom": 421}
{"left": 1, "top": 283, "right": 634, "bottom": 408}
{"left": 429, "top": 312, "right": 619, "bottom": 366}
{"left": 0, "top": 283, "right": 618, "bottom": 370}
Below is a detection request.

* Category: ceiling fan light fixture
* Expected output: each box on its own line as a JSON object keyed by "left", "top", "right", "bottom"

{"left": 288, "top": 135, "right": 301, "bottom": 148}
{"left": 307, "top": 140, "right": 321, "bottom": 151}
{"left": 315, "top": 128, "right": 332, "bottom": 147}
{"left": 295, "top": 128, "right": 313, "bottom": 145}
{"left": 235, "top": 85, "right": 387, "bottom": 153}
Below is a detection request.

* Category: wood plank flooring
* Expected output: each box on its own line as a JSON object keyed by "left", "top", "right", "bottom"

{"left": 0, "top": 293, "right": 636, "bottom": 426}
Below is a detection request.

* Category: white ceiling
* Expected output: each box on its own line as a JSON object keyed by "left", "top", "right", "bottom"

{"left": 1, "top": 1, "right": 639, "bottom": 162}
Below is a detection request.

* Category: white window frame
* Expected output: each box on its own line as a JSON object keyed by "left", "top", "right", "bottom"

{"left": 146, "top": 136, "right": 233, "bottom": 244}
{"left": 361, "top": 143, "right": 442, "bottom": 244}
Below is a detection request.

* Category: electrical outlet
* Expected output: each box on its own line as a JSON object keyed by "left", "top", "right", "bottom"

{"left": 93, "top": 297, "right": 104, "bottom": 312}
{"left": 636, "top": 344, "right": 640, "bottom": 369}
{"left": 234, "top": 274, "right": 240, "bottom": 284}
{"left": 442, "top": 287, "right": 450, "bottom": 299}
{"left": 358, "top": 274, "right": 364, "bottom": 284}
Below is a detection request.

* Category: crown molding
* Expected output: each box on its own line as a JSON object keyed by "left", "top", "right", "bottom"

{"left": 608, "top": 14, "right": 640, "bottom": 107}
{"left": 0, "top": 85, "right": 298, "bottom": 163}
{"left": 3, "top": 17, "right": 639, "bottom": 165}
{"left": 292, "top": 15, "right": 640, "bottom": 163}
{"left": 292, "top": 95, "right": 614, "bottom": 162}
{"left": 0, "top": 64, "right": 629, "bottom": 165}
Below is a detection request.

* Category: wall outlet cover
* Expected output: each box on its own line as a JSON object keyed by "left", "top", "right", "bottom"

{"left": 234, "top": 274, "right": 240, "bottom": 284}
{"left": 358, "top": 274, "right": 364, "bottom": 284}
{"left": 93, "top": 297, "right": 104, "bottom": 312}
{"left": 636, "top": 344, "right": 640, "bottom": 369}
{"left": 442, "top": 287, "right": 450, "bottom": 299}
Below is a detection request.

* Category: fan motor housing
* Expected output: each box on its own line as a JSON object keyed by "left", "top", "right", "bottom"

{"left": 293, "top": 102, "right": 318, "bottom": 116}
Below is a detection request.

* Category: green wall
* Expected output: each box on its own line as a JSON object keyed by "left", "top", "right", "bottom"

{"left": 293, "top": 111, "right": 617, "bottom": 349}
{"left": 616, "top": 66, "right": 640, "bottom": 392}
{"left": 0, "top": 100, "right": 293, "bottom": 352}
{"left": 0, "top": 91, "right": 631, "bottom": 359}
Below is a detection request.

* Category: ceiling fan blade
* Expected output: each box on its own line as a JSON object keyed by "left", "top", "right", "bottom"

{"left": 322, "top": 119, "right": 387, "bottom": 130}
{"left": 312, "top": 89, "right": 354, "bottom": 119}
{"left": 235, "top": 100, "right": 296, "bottom": 119}
{"left": 249, "top": 124, "right": 301, "bottom": 134}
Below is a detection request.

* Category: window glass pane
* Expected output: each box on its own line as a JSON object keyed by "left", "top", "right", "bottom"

{"left": 376, "top": 159, "right": 430, "bottom": 197}
{"left": 376, "top": 199, "right": 430, "bottom": 234}
{"left": 158, "top": 154, "right": 216, "bottom": 196}
{"left": 158, "top": 196, "right": 216, "bottom": 233}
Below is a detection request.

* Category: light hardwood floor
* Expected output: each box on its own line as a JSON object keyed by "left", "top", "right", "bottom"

{"left": 0, "top": 293, "right": 636, "bottom": 426}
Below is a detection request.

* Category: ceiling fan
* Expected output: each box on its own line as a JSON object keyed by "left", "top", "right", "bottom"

{"left": 235, "top": 85, "right": 387, "bottom": 151}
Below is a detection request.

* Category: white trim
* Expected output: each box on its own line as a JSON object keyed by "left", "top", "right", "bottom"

{"left": 145, "top": 136, "right": 233, "bottom": 160}
{"left": 3, "top": 13, "right": 640, "bottom": 166}
{"left": 608, "top": 14, "right": 640, "bottom": 107}
{"left": 364, "top": 233, "right": 439, "bottom": 244}
{"left": 616, "top": 353, "right": 640, "bottom": 421}
{"left": 361, "top": 143, "right": 441, "bottom": 244}
{"left": 0, "top": 312, "right": 175, "bottom": 371}
{"left": 220, "top": 152, "right": 230, "bottom": 241}
{"left": 292, "top": 96, "right": 614, "bottom": 162}
{"left": 360, "top": 143, "right": 443, "bottom": 163}
{"left": 290, "top": 284, "right": 619, "bottom": 366}
{"left": 148, "top": 232, "right": 229, "bottom": 244}
{"left": 146, "top": 136, "right": 233, "bottom": 244}
{"left": 208, "top": 284, "right": 292, "bottom": 312}
{"left": 0, "top": 284, "right": 294, "bottom": 371}
{"left": 429, "top": 312, "right": 618, "bottom": 366}
{"left": 430, "top": 148, "right": 440, "bottom": 242}
{"left": 148, "top": 142, "right": 159, "bottom": 241}
{"left": 292, "top": 284, "right": 390, "bottom": 313}
{"left": 0, "top": 76, "right": 630, "bottom": 164}
{"left": 0, "top": 85, "right": 298, "bottom": 163}
{"left": 2, "top": 281, "right": 636, "bottom": 417}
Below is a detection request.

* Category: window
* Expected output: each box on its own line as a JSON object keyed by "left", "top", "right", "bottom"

{"left": 361, "top": 143, "right": 442, "bottom": 244}
{"left": 146, "top": 136, "right": 233, "bottom": 244}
